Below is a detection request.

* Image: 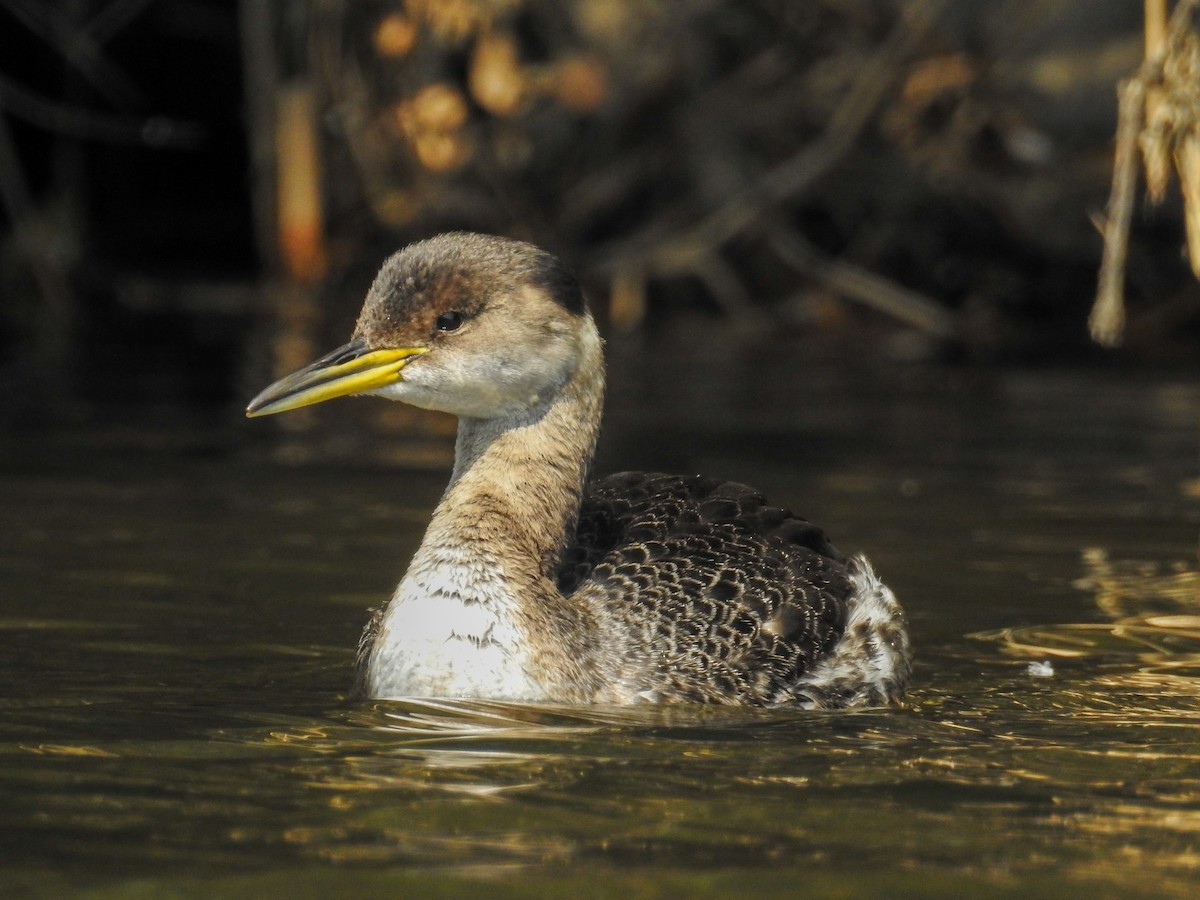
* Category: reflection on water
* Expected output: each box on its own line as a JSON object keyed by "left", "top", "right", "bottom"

{"left": 2, "top": 367, "right": 1200, "bottom": 897}
{"left": 1076, "top": 547, "right": 1200, "bottom": 616}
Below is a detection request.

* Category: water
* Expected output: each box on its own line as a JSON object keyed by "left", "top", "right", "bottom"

{"left": 2, "top": 353, "right": 1199, "bottom": 898}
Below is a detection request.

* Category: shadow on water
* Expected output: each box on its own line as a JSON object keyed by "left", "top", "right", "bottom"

{"left": 2, "top": 359, "right": 1200, "bottom": 898}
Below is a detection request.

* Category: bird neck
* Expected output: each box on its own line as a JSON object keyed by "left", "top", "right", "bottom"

{"left": 405, "top": 316, "right": 609, "bottom": 614}
{"left": 433, "top": 317, "right": 605, "bottom": 582}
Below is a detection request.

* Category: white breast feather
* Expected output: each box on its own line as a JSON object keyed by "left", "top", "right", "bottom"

{"left": 365, "top": 549, "right": 545, "bottom": 700}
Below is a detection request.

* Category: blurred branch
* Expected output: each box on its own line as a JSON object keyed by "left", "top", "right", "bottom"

{"left": 3, "top": 0, "right": 151, "bottom": 108}
{"left": 240, "top": 0, "right": 282, "bottom": 271}
{"left": 767, "top": 223, "right": 959, "bottom": 338}
{"left": 596, "top": 0, "right": 950, "bottom": 277}
{"left": 0, "top": 111, "right": 75, "bottom": 399}
{"left": 84, "top": 0, "right": 159, "bottom": 45}
{"left": 0, "top": 112, "right": 69, "bottom": 301}
{"left": 0, "top": 72, "right": 202, "bottom": 145}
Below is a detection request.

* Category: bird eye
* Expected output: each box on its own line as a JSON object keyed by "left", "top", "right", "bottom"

{"left": 436, "top": 311, "right": 464, "bottom": 332}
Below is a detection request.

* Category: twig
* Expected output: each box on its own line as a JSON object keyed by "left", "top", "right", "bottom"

{"left": 768, "top": 225, "right": 959, "bottom": 339}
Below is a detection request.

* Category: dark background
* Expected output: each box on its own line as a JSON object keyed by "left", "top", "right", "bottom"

{"left": 0, "top": 0, "right": 1195, "bottom": 430}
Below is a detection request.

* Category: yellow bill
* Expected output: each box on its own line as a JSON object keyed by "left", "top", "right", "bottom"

{"left": 246, "top": 339, "right": 427, "bottom": 417}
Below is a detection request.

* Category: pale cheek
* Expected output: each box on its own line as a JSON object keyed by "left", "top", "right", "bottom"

{"left": 455, "top": 348, "right": 574, "bottom": 408}
{"left": 372, "top": 336, "right": 579, "bottom": 417}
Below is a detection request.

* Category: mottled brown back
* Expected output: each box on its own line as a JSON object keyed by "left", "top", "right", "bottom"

{"left": 558, "top": 472, "right": 854, "bottom": 705}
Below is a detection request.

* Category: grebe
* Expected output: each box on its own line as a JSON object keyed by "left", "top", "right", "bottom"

{"left": 247, "top": 233, "right": 910, "bottom": 707}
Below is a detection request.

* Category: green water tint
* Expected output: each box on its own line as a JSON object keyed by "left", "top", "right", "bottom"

{"left": 2, "top": 367, "right": 1199, "bottom": 898}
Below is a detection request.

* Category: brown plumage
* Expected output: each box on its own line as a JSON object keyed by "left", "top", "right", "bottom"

{"left": 247, "top": 233, "right": 911, "bottom": 708}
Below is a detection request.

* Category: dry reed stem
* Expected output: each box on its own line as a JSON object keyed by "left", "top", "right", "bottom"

{"left": 1090, "top": 0, "right": 1200, "bottom": 346}
{"left": 1178, "top": 133, "right": 1200, "bottom": 277}
{"left": 1091, "top": 78, "right": 1146, "bottom": 347}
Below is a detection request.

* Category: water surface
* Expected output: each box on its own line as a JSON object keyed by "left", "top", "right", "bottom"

{"left": 2, "top": 358, "right": 1199, "bottom": 898}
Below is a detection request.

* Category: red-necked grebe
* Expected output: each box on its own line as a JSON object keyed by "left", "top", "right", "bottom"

{"left": 247, "top": 233, "right": 910, "bottom": 707}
